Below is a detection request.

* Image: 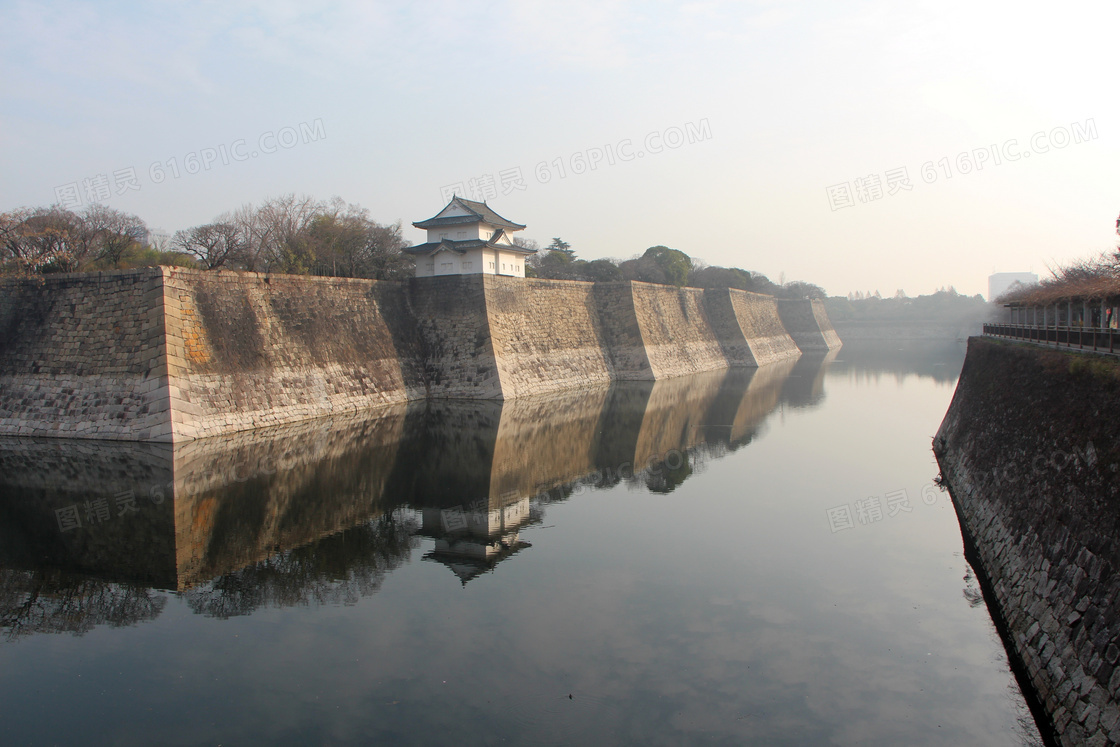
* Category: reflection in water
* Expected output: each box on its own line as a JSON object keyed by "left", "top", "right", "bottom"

{"left": 778, "top": 349, "right": 839, "bottom": 410}
{"left": 0, "top": 348, "right": 1047, "bottom": 746}
{"left": 828, "top": 339, "right": 967, "bottom": 385}
{"left": 184, "top": 513, "right": 420, "bottom": 618}
{"left": 0, "top": 357, "right": 822, "bottom": 634}
{"left": 0, "top": 572, "right": 165, "bottom": 642}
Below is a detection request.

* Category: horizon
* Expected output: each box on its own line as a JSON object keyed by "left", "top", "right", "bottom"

{"left": 3, "top": 1, "right": 1117, "bottom": 298}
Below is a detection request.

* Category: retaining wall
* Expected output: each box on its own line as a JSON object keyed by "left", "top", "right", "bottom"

{"left": 592, "top": 282, "right": 655, "bottom": 379}
{"left": 630, "top": 282, "right": 731, "bottom": 378}
{"left": 483, "top": 276, "right": 614, "bottom": 397}
{"left": 405, "top": 275, "right": 502, "bottom": 399}
{"left": 0, "top": 269, "right": 172, "bottom": 440}
{"left": 727, "top": 290, "right": 802, "bottom": 365}
{"left": 778, "top": 298, "right": 843, "bottom": 352}
{"left": 0, "top": 269, "right": 841, "bottom": 441}
{"left": 934, "top": 337, "right": 1120, "bottom": 745}
{"left": 164, "top": 269, "right": 424, "bottom": 439}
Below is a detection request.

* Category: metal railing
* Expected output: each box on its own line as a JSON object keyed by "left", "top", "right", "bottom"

{"left": 984, "top": 323, "right": 1118, "bottom": 354}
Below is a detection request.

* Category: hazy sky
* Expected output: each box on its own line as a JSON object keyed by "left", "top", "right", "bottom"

{"left": 2, "top": 0, "right": 1117, "bottom": 297}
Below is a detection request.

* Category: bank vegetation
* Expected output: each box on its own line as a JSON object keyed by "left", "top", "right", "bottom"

{"left": 997, "top": 249, "right": 1120, "bottom": 306}
{"left": 0, "top": 195, "right": 827, "bottom": 298}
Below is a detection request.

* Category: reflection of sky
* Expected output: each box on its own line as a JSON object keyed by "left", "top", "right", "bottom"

{"left": 826, "top": 340, "right": 969, "bottom": 387}
{"left": 0, "top": 356, "right": 1041, "bottom": 745}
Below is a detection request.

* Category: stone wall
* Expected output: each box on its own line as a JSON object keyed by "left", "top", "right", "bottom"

{"left": 727, "top": 290, "right": 803, "bottom": 365}
{"left": 702, "top": 289, "right": 759, "bottom": 366}
{"left": 812, "top": 298, "right": 843, "bottom": 349}
{"left": 630, "top": 282, "right": 731, "bottom": 378}
{"left": 934, "top": 337, "right": 1120, "bottom": 745}
{"left": 405, "top": 275, "right": 502, "bottom": 399}
{"left": 163, "top": 269, "right": 423, "bottom": 439}
{"left": 777, "top": 298, "right": 843, "bottom": 352}
{"left": 0, "top": 269, "right": 173, "bottom": 440}
{"left": 702, "top": 289, "right": 801, "bottom": 367}
{"left": 0, "top": 269, "right": 842, "bottom": 441}
{"left": 483, "top": 276, "right": 614, "bottom": 397}
{"left": 592, "top": 282, "right": 654, "bottom": 379}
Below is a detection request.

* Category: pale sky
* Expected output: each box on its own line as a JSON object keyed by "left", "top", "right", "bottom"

{"left": 2, "top": 0, "right": 1117, "bottom": 298}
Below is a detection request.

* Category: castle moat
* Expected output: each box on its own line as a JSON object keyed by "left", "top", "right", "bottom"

{"left": 0, "top": 342, "right": 1045, "bottom": 745}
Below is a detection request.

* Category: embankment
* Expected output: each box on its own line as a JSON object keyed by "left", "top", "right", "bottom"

{"left": 164, "top": 269, "right": 424, "bottom": 439}
{"left": 473, "top": 276, "right": 615, "bottom": 397}
{"left": 0, "top": 270, "right": 172, "bottom": 440}
{"left": 934, "top": 337, "right": 1120, "bottom": 744}
{"left": 778, "top": 298, "right": 842, "bottom": 352}
{"left": 0, "top": 269, "right": 838, "bottom": 441}
{"left": 629, "top": 282, "right": 731, "bottom": 377}
{"left": 722, "top": 289, "right": 803, "bottom": 366}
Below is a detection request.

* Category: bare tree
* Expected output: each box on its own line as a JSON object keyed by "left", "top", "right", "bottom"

{"left": 221, "top": 203, "right": 273, "bottom": 271}
{"left": 0, "top": 206, "right": 86, "bottom": 274}
{"left": 173, "top": 222, "right": 246, "bottom": 270}
{"left": 255, "top": 193, "right": 322, "bottom": 273}
{"left": 3, "top": 194, "right": 410, "bottom": 278}
{"left": 80, "top": 204, "right": 147, "bottom": 267}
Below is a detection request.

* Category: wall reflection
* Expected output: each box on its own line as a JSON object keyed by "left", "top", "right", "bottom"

{"left": 826, "top": 340, "right": 966, "bottom": 385}
{"left": 0, "top": 355, "right": 834, "bottom": 636}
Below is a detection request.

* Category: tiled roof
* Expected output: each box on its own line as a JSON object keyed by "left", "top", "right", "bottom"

{"left": 413, "top": 197, "right": 525, "bottom": 231}
{"left": 404, "top": 238, "right": 537, "bottom": 256}
{"left": 1000, "top": 277, "right": 1120, "bottom": 305}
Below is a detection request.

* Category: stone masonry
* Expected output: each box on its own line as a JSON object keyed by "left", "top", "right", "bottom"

{"left": 705, "top": 288, "right": 802, "bottom": 366}
{"left": 163, "top": 268, "right": 424, "bottom": 439}
{"left": 935, "top": 338, "right": 1120, "bottom": 745}
{"left": 0, "top": 269, "right": 172, "bottom": 440}
{"left": 0, "top": 268, "right": 841, "bottom": 441}
{"left": 777, "top": 298, "right": 843, "bottom": 352}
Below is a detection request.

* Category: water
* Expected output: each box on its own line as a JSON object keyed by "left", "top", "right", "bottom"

{"left": 0, "top": 343, "right": 1045, "bottom": 745}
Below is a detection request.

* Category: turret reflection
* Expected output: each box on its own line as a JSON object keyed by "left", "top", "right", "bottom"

{"left": 0, "top": 358, "right": 823, "bottom": 635}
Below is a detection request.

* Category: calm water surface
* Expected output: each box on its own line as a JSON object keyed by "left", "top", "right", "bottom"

{"left": 0, "top": 343, "right": 1045, "bottom": 745}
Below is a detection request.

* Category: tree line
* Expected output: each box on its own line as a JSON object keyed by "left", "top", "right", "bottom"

{"left": 995, "top": 247, "right": 1120, "bottom": 304}
{"left": 0, "top": 195, "right": 411, "bottom": 280}
{"left": 521, "top": 238, "right": 826, "bottom": 298}
{"left": 1, "top": 195, "right": 828, "bottom": 298}
{"left": 0, "top": 203, "right": 156, "bottom": 274}
{"left": 823, "top": 287, "right": 989, "bottom": 325}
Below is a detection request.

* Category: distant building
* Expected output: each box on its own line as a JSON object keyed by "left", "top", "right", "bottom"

{"left": 145, "top": 228, "right": 173, "bottom": 251}
{"left": 406, "top": 197, "right": 536, "bottom": 278}
{"left": 988, "top": 272, "right": 1038, "bottom": 302}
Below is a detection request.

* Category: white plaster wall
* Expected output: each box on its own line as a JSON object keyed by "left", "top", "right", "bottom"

{"left": 460, "top": 248, "right": 484, "bottom": 274}
{"left": 433, "top": 250, "right": 461, "bottom": 276}
{"left": 427, "top": 223, "right": 482, "bottom": 243}
{"left": 495, "top": 250, "right": 525, "bottom": 277}
{"left": 414, "top": 247, "right": 526, "bottom": 277}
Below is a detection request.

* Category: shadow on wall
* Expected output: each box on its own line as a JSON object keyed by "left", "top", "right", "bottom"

{"left": 0, "top": 270, "right": 841, "bottom": 441}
